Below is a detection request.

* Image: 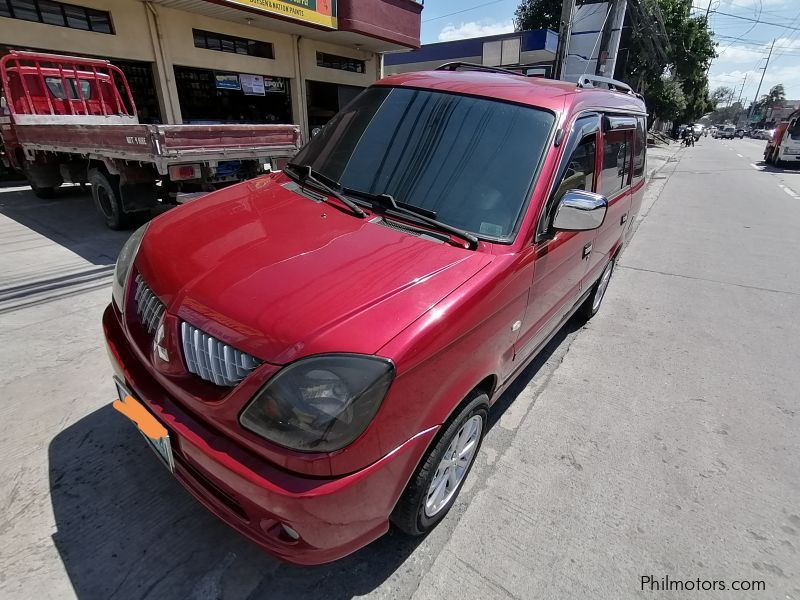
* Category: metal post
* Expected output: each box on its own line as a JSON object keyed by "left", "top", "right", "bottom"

{"left": 595, "top": 0, "right": 624, "bottom": 77}
{"left": 748, "top": 39, "right": 775, "bottom": 124}
{"left": 554, "top": 0, "right": 576, "bottom": 79}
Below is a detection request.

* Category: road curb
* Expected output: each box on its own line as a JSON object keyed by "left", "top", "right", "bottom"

{"left": 646, "top": 143, "right": 681, "bottom": 180}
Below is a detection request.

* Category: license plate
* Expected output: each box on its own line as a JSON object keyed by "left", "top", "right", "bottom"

{"left": 113, "top": 380, "right": 174, "bottom": 472}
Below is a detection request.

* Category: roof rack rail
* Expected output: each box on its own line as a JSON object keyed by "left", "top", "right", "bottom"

{"left": 576, "top": 74, "right": 632, "bottom": 92}
{"left": 436, "top": 62, "right": 524, "bottom": 77}
{"left": 576, "top": 74, "right": 646, "bottom": 101}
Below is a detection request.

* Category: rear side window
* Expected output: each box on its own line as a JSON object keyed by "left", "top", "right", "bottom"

{"left": 633, "top": 117, "right": 646, "bottom": 180}
{"left": 600, "top": 128, "right": 631, "bottom": 197}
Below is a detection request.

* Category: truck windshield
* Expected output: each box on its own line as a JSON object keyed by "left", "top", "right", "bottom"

{"left": 790, "top": 119, "right": 800, "bottom": 141}
{"left": 292, "top": 86, "right": 555, "bottom": 240}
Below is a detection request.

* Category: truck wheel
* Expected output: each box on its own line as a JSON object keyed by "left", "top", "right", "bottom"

{"left": 30, "top": 183, "right": 57, "bottom": 199}
{"left": 579, "top": 258, "right": 615, "bottom": 321}
{"left": 89, "top": 169, "right": 130, "bottom": 230}
{"left": 391, "top": 391, "right": 488, "bottom": 536}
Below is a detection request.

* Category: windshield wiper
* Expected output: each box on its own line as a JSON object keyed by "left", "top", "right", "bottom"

{"left": 346, "top": 189, "right": 478, "bottom": 249}
{"left": 343, "top": 187, "right": 438, "bottom": 219}
{"left": 284, "top": 163, "right": 366, "bottom": 218}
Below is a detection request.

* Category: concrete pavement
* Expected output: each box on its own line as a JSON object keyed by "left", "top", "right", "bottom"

{"left": 1, "top": 139, "right": 798, "bottom": 599}
{"left": 412, "top": 137, "right": 800, "bottom": 599}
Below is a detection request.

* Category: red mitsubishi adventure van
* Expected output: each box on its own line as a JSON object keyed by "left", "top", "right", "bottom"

{"left": 104, "top": 65, "right": 648, "bottom": 564}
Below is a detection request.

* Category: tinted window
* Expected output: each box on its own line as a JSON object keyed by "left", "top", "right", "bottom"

{"left": 45, "top": 76, "right": 91, "bottom": 99}
{"left": 293, "top": 87, "right": 555, "bottom": 239}
{"left": 633, "top": 117, "right": 646, "bottom": 179}
{"left": 193, "top": 29, "right": 274, "bottom": 59}
{"left": 553, "top": 136, "right": 596, "bottom": 204}
{"left": 9, "top": 0, "right": 39, "bottom": 21}
{"left": 63, "top": 3, "right": 88, "bottom": 28}
{"left": 87, "top": 8, "right": 110, "bottom": 32}
{"left": 600, "top": 128, "right": 631, "bottom": 197}
{"left": 789, "top": 119, "right": 800, "bottom": 141}
{"left": 316, "top": 52, "right": 366, "bottom": 74}
{"left": 39, "top": 0, "right": 65, "bottom": 25}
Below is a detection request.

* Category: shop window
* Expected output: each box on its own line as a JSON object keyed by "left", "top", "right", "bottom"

{"left": 316, "top": 52, "right": 366, "bottom": 74}
{"left": 0, "top": 0, "right": 113, "bottom": 33}
{"left": 192, "top": 29, "right": 274, "bottom": 60}
{"left": 173, "top": 65, "right": 291, "bottom": 125}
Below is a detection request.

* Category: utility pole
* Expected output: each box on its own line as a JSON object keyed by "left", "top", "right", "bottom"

{"left": 748, "top": 39, "right": 775, "bottom": 123}
{"left": 736, "top": 73, "right": 747, "bottom": 105}
{"left": 554, "top": 0, "right": 577, "bottom": 79}
{"left": 595, "top": 0, "right": 625, "bottom": 76}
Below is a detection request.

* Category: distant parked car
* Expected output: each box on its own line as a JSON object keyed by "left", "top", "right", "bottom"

{"left": 718, "top": 126, "right": 736, "bottom": 139}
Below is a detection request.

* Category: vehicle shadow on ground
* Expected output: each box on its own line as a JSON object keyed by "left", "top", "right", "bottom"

{"left": 753, "top": 160, "right": 800, "bottom": 173}
{"left": 0, "top": 184, "right": 129, "bottom": 265}
{"left": 48, "top": 318, "right": 583, "bottom": 600}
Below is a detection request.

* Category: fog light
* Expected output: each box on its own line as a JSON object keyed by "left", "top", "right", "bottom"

{"left": 281, "top": 524, "right": 300, "bottom": 541}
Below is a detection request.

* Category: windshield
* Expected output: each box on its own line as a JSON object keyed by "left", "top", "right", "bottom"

{"left": 291, "top": 87, "right": 555, "bottom": 240}
{"left": 789, "top": 119, "right": 800, "bottom": 141}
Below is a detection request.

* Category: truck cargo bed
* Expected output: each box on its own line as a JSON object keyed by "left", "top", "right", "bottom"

{"left": 12, "top": 122, "right": 302, "bottom": 173}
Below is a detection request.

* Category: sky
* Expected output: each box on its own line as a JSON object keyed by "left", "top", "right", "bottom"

{"left": 418, "top": 0, "right": 800, "bottom": 103}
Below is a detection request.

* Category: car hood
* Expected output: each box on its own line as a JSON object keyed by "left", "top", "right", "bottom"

{"left": 136, "top": 174, "right": 492, "bottom": 364}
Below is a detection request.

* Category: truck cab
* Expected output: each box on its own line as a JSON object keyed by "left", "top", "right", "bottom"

{"left": 765, "top": 110, "right": 800, "bottom": 167}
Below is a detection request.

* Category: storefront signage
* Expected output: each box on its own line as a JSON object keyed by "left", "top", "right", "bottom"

{"left": 215, "top": 73, "right": 241, "bottom": 90}
{"left": 241, "top": 74, "right": 266, "bottom": 96}
{"left": 263, "top": 77, "right": 286, "bottom": 94}
{"left": 221, "top": 0, "right": 337, "bottom": 29}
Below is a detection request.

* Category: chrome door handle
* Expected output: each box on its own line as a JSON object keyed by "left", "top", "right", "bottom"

{"left": 582, "top": 242, "right": 592, "bottom": 258}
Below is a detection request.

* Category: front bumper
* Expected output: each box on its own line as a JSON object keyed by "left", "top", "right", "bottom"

{"left": 103, "top": 304, "right": 437, "bottom": 564}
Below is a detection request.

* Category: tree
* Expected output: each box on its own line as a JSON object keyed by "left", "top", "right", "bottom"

{"left": 619, "top": 0, "right": 715, "bottom": 123}
{"left": 647, "top": 77, "right": 687, "bottom": 122}
{"left": 711, "top": 86, "right": 734, "bottom": 108}
{"left": 513, "top": 0, "right": 715, "bottom": 123}
{"left": 514, "top": 0, "right": 561, "bottom": 31}
{"left": 766, "top": 84, "right": 785, "bottom": 106}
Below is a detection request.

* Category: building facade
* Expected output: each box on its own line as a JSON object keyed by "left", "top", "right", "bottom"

{"left": 0, "top": 0, "right": 422, "bottom": 138}
{"left": 383, "top": 29, "right": 557, "bottom": 77}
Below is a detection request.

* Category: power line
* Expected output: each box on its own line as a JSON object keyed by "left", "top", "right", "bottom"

{"left": 422, "top": 0, "right": 510, "bottom": 23}
{"left": 693, "top": 6, "right": 800, "bottom": 31}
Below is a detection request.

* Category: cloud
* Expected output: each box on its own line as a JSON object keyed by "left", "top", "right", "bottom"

{"left": 720, "top": 0, "right": 790, "bottom": 8}
{"left": 715, "top": 44, "right": 765, "bottom": 63}
{"left": 709, "top": 65, "right": 800, "bottom": 102}
{"left": 438, "top": 20, "right": 515, "bottom": 42}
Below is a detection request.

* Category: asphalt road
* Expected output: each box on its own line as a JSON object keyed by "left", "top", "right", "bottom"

{"left": 0, "top": 138, "right": 798, "bottom": 600}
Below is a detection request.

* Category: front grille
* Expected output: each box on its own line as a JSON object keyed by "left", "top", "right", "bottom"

{"left": 134, "top": 274, "right": 165, "bottom": 335}
{"left": 180, "top": 321, "right": 261, "bottom": 387}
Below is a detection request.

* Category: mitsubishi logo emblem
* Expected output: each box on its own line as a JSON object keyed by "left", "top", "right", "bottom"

{"left": 154, "top": 318, "right": 169, "bottom": 362}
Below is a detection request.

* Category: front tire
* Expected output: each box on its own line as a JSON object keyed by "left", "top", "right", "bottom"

{"left": 391, "top": 391, "right": 488, "bottom": 536}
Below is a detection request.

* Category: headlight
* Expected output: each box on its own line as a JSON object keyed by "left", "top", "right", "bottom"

{"left": 112, "top": 223, "right": 148, "bottom": 312}
{"left": 239, "top": 354, "right": 395, "bottom": 452}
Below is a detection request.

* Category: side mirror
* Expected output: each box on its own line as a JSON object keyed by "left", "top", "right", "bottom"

{"left": 552, "top": 190, "right": 608, "bottom": 232}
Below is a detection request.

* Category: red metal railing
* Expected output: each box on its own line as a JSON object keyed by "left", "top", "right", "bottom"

{"left": 0, "top": 50, "right": 137, "bottom": 118}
